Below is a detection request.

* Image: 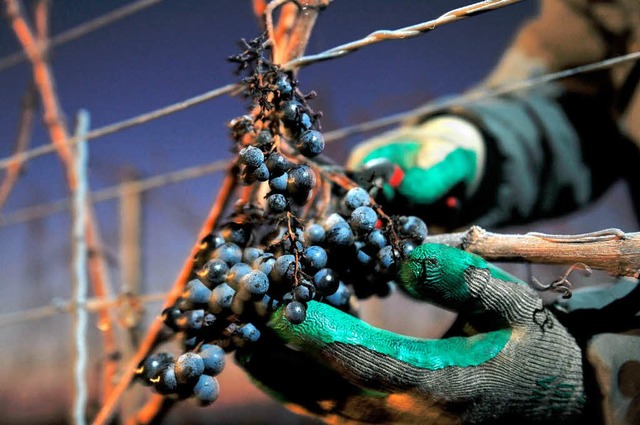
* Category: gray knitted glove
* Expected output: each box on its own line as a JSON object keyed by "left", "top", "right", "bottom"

{"left": 237, "top": 243, "right": 586, "bottom": 424}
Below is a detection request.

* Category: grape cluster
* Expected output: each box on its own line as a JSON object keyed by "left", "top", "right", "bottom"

{"left": 136, "top": 33, "right": 428, "bottom": 408}
{"left": 136, "top": 344, "right": 225, "bottom": 405}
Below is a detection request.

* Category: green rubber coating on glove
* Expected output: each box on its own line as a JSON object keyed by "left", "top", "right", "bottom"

{"left": 361, "top": 142, "right": 420, "bottom": 170}
{"left": 398, "top": 244, "right": 524, "bottom": 308}
{"left": 398, "top": 148, "right": 477, "bottom": 204}
{"left": 270, "top": 301, "right": 511, "bottom": 370}
{"left": 361, "top": 143, "right": 477, "bottom": 205}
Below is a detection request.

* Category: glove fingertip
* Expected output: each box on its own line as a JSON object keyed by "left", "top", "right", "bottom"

{"left": 268, "top": 301, "right": 341, "bottom": 349}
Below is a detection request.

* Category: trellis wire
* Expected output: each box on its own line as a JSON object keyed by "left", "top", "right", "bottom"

{"left": 0, "top": 45, "right": 638, "bottom": 175}
{"left": 0, "top": 291, "right": 168, "bottom": 329}
{"left": 283, "top": 0, "right": 523, "bottom": 70}
{"left": 0, "top": 83, "right": 237, "bottom": 171}
{"left": 0, "top": 159, "right": 229, "bottom": 227}
{"left": 1, "top": 50, "right": 639, "bottom": 228}
{"left": 323, "top": 50, "right": 640, "bottom": 141}
{"left": 0, "top": 0, "right": 163, "bottom": 73}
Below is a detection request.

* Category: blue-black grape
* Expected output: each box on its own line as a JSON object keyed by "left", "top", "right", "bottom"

{"left": 254, "top": 163, "right": 270, "bottom": 181}
{"left": 193, "top": 375, "right": 220, "bottom": 406}
{"left": 269, "top": 254, "right": 296, "bottom": 283}
{"left": 251, "top": 253, "right": 276, "bottom": 276}
{"left": 325, "top": 222, "right": 354, "bottom": 248}
{"left": 154, "top": 364, "right": 178, "bottom": 395}
{"left": 284, "top": 301, "right": 307, "bottom": 324}
{"left": 221, "top": 223, "right": 250, "bottom": 246}
{"left": 182, "top": 333, "right": 199, "bottom": 351}
{"left": 343, "top": 187, "right": 371, "bottom": 210}
{"left": 296, "top": 129, "right": 325, "bottom": 157}
{"left": 235, "top": 322, "right": 261, "bottom": 345}
{"left": 138, "top": 352, "right": 173, "bottom": 384}
{"left": 162, "top": 306, "right": 183, "bottom": 331}
{"left": 280, "top": 100, "right": 302, "bottom": 125}
{"left": 304, "top": 223, "right": 325, "bottom": 244}
{"left": 239, "top": 270, "right": 270, "bottom": 299}
{"left": 209, "top": 283, "right": 235, "bottom": 313}
{"left": 178, "top": 309, "right": 205, "bottom": 330}
{"left": 242, "top": 247, "right": 263, "bottom": 264}
{"left": 239, "top": 146, "right": 264, "bottom": 168}
{"left": 267, "top": 194, "right": 287, "bottom": 213}
{"left": 254, "top": 294, "right": 280, "bottom": 317}
{"left": 400, "top": 240, "right": 417, "bottom": 256}
{"left": 212, "top": 242, "right": 242, "bottom": 266}
{"left": 303, "top": 245, "right": 327, "bottom": 272}
{"left": 397, "top": 215, "right": 428, "bottom": 244}
{"left": 174, "top": 352, "right": 205, "bottom": 384}
{"left": 287, "top": 165, "right": 316, "bottom": 195}
{"left": 377, "top": 245, "right": 400, "bottom": 275}
{"left": 199, "top": 344, "right": 226, "bottom": 376}
{"left": 265, "top": 152, "right": 290, "bottom": 176}
{"left": 293, "top": 282, "right": 315, "bottom": 302}
{"left": 202, "top": 232, "right": 225, "bottom": 250}
{"left": 279, "top": 228, "right": 305, "bottom": 253}
{"left": 349, "top": 206, "right": 377, "bottom": 234}
{"left": 184, "top": 279, "right": 212, "bottom": 305}
{"left": 313, "top": 268, "right": 339, "bottom": 295}
{"left": 365, "top": 229, "right": 387, "bottom": 252}
{"left": 275, "top": 75, "right": 293, "bottom": 99}
{"left": 323, "top": 212, "right": 346, "bottom": 229}
{"left": 356, "top": 249, "right": 373, "bottom": 266}
{"left": 200, "top": 259, "right": 229, "bottom": 286}
{"left": 203, "top": 313, "right": 216, "bottom": 327}
{"left": 268, "top": 172, "right": 288, "bottom": 192}
{"left": 324, "top": 282, "right": 352, "bottom": 310}
{"left": 226, "top": 262, "right": 252, "bottom": 290}
{"left": 280, "top": 101, "right": 312, "bottom": 134}
{"left": 255, "top": 130, "right": 273, "bottom": 146}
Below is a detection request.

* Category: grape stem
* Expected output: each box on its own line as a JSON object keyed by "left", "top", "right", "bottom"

{"left": 286, "top": 211, "right": 302, "bottom": 286}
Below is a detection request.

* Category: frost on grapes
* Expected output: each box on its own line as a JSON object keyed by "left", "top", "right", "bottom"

{"left": 136, "top": 31, "right": 429, "bottom": 407}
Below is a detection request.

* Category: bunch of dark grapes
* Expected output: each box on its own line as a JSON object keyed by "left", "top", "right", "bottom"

{"left": 135, "top": 32, "right": 428, "bottom": 407}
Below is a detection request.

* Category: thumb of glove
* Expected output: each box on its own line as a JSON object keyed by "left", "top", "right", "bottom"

{"left": 346, "top": 115, "right": 486, "bottom": 205}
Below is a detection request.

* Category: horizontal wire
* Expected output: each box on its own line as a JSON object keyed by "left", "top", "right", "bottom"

{"left": 283, "top": 0, "right": 524, "bottom": 70}
{"left": 0, "top": 0, "right": 163, "bottom": 73}
{"left": 324, "top": 50, "right": 640, "bottom": 142}
{"left": 0, "top": 292, "right": 168, "bottom": 329}
{"left": 0, "top": 159, "right": 228, "bottom": 227}
{"left": 0, "top": 83, "right": 237, "bottom": 172}
{"left": 2, "top": 50, "right": 639, "bottom": 227}
{"left": 3, "top": 44, "right": 637, "bottom": 175}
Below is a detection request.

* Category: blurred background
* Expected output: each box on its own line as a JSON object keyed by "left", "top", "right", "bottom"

{"left": 1, "top": 0, "right": 635, "bottom": 423}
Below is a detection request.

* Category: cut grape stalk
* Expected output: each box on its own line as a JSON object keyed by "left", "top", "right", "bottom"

{"left": 133, "top": 31, "right": 429, "bottom": 409}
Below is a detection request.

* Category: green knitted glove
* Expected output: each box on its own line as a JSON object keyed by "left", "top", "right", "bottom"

{"left": 237, "top": 244, "right": 586, "bottom": 424}
{"left": 346, "top": 116, "right": 485, "bottom": 206}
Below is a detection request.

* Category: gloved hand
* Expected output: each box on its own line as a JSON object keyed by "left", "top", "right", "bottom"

{"left": 346, "top": 116, "right": 486, "bottom": 209}
{"left": 236, "top": 244, "right": 587, "bottom": 425}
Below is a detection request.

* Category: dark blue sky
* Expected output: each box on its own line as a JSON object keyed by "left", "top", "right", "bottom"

{"left": 0, "top": 0, "right": 553, "bottom": 422}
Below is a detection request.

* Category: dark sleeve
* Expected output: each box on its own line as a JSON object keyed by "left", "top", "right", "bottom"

{"left": 446, "top": 89, "right": 635, "bottom": 228}
{"left": 436, "top": 0, "right": 640, "bottom": 229}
